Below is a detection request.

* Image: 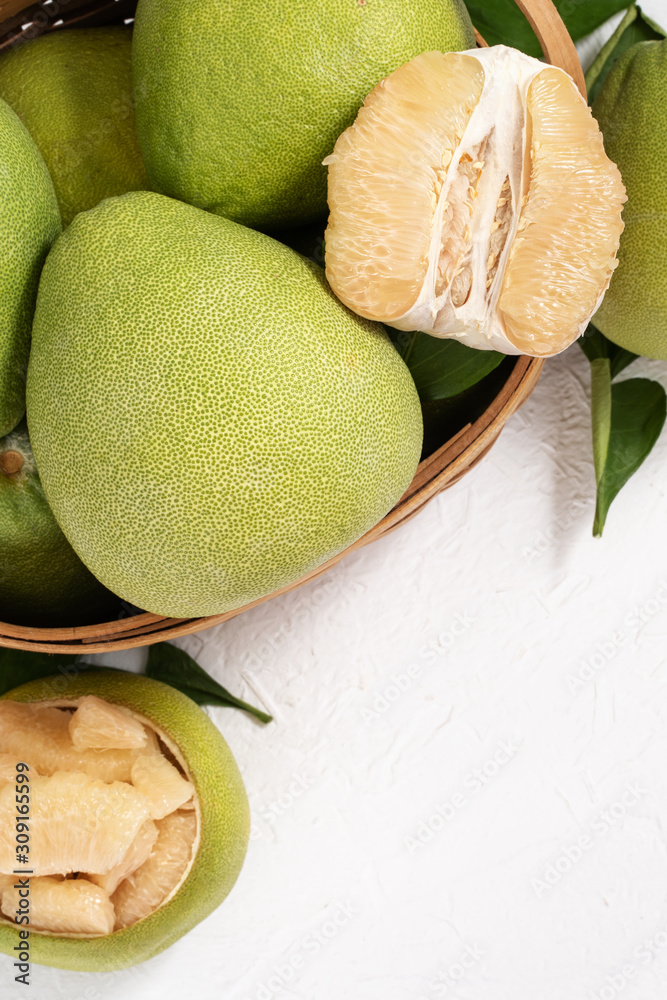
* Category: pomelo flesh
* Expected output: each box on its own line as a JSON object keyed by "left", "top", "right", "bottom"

{"left": 132, "top": 0, "right": 475, "bottom": 229}
{"left": 27, "top": 191, "right": 422, "bottom": 618}
{"left": 1, "top": 877, "right": 115, "bottom": 936}
{"left": 325, "top": 47, "right": 627, "bottom": 358}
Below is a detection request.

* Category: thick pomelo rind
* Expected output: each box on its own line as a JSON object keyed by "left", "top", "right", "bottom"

{"left": 592, "top": 40, "right": 667, "bottom": 359}
{"left": 133, "top": 0, "right": 475, "bottom": 229}
{"left": 27, "top": 191, "right": 422, "bottom": 618}
{"left": 0, "top": 28, "right": 147, "bottom": 228}
{"left": 0, "top": 99, "right": 60, "bottom": 437}
{"left": 0, "top": 672, "right": 249, "bottom": 971}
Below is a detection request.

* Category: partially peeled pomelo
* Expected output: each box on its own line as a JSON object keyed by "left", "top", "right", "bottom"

{"left": 325, "top": 46, "right": 627, "bottom": 358}
{"left": 0, "top": 672, "right": 249, "bottom": 971}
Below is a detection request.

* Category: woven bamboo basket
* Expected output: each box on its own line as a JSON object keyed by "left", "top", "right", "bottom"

{"left": 0, "top": 0, "right": 585, "bottom": 653}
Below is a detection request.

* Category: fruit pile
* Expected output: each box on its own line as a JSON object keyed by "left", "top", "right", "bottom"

{"left": 1, "top": 0, "right": 658, "bottom": 630}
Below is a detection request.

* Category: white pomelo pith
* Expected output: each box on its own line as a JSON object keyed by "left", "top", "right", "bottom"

{"left": 325, "top": 46, "right": 627, "bottom": 358}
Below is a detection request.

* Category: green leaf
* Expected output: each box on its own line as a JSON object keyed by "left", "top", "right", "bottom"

{"left": 586, "top": 4, "right": 667, "bottom": 103}
{"left": 146, "top": 643, "right": 272, "bottom": 724}
{"left": 465, "top": 0, "right": 630, "bottom": 58}
{"left": 593, "top": 378, "right": 666, "bottom": 536}
{"left": 390, "top": 330, "right": 504, "bottom": 402}
{"left": 579, "top": 323, "right": 638, "bottom": 379}
{"left": 0, "top": 648, "right": 82, "bottom": 697}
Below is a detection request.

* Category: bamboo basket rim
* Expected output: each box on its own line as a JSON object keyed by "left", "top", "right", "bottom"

{"left": 0, "top": 0, "right": 583, "bottom": 653}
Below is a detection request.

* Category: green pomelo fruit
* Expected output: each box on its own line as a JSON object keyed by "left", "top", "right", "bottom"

{"left": 27, "top": 191, "right": 422, "bottom": 618}
{"left": 0, "top": 28, "right": 148, "bottom": 227}
{"left": 0, "top": 671, "right": 249, "bottom": 970}
{"left": 0, "top": 422, "right": 117, "bottom": 627}
{"left": 593, "top": 40, "right": 667, "bottom": 358}
{"left": 0, "top": 98, "right": 60, "bottom": 438}
{"left": 132, "top": 0, "right": 475, "bottom": 230}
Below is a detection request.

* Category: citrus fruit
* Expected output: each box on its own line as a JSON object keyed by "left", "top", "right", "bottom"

{"left": 132, "top": 0, "right": 475, "bottom": 230}
{"left": 0, "top": 422, "right": 117, "bottom": 627}
{"left": 325, "top": 46, "right": 627, "bottom": 358}
{"left": 0, "top": 28, "right": 148, "bottom": 227}
{"left": 27, "top": 191, "right": 422, "bottom": 618}
{"left": 0, "top": 671, "right": 249, "bottom": 970}
{"left": 0, "top": 99, "right": 60, "bottom": 437}
{"left": 592, "top": 40, "right": 667, "bottom": 358}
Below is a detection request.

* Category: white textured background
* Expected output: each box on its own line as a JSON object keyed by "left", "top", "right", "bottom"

{"left": 5, "top": 5, "right": 667, "bottom": 997}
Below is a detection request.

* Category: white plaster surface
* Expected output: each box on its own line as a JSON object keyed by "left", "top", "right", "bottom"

{"left": 4, "top": 4, "right": 667, "bottom": 997}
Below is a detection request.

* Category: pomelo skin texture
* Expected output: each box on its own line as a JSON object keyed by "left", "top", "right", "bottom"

{"left": 132, "top": 0, "right": 475, "bottom": 230}
{"left": 27, "top": 191, "right": 423, "bottom": 618}
{"left": 0, "top": 671, "right": 250, "bottom": 971}
{"left": 0, "top": 422, "right": 117, "bottom": 627}
{"left": 0, "top": 28, "right": 148, "bottom": 227}
{"left": 593, "top": 40, "right": 667, "bottom": 358}
{"left": 0, "top": 98, "right": 60, "bottom": 437}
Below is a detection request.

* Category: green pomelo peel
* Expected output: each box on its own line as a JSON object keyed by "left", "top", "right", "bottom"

{"left": 0, "top": 28, "right": 148, "bottom": 227}
{"left": 593, "top": 40, "right": 667, "bottom": 358}
{"left": 27, "top": 192, "right": 423, "bottom": 618}
{"left": 133, "top": 0, "right": 475, "bottom": 229}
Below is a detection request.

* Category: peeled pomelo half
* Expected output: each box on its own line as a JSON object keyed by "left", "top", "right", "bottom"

{"left": 325, "top": 45, "right": 627, "bottom": 358}
{"left": 0, "top": 672, "right": 249, "bottom": 970}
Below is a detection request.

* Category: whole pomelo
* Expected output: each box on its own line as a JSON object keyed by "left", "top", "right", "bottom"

{"left": 132, "top": 0, "right": 475, "bottom": 230}
{"left": 0, "top": 98, "right": 60, "bottom": 437}
{"left": 27, "top": 191, "right": 422, "bottom": 618}
{"left": 0, "top": 670, "right": 249, "bottom": 970}
{"left": 593, "top": 40, "right": 667, "bottom": 358}
{"left": 0, "top": 28, "right": 148, "bottom": 227}
{"left": 0, "top": 422, "right": 117, "bottom": 627}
